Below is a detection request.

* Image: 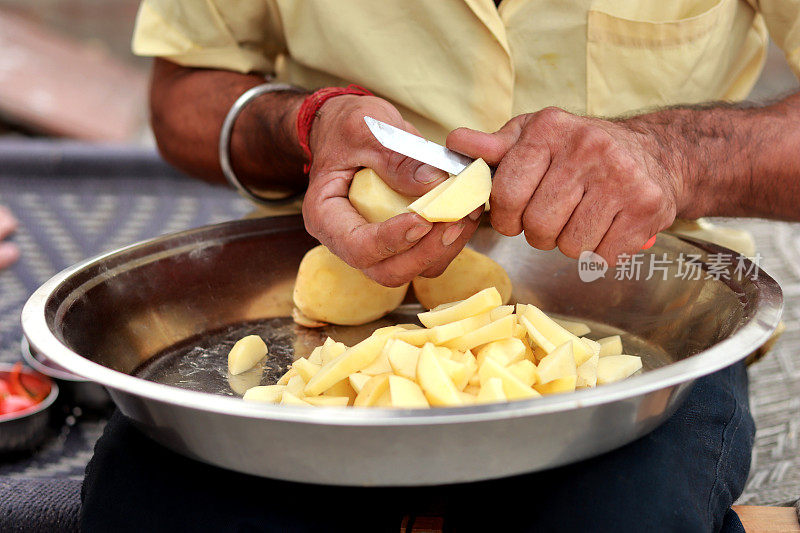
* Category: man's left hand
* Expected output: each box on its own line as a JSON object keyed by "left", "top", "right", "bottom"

{"left": 447, "top": 107, "right": 684, "bottom": 264}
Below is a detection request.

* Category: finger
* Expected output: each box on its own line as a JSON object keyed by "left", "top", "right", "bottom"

{"left": 593, "top": 214, "right": 658, "bottom": 266}
{"left": 0, "top": 206, "right": 18, "bottom": 240}
{"left": 417, "top": 216, "right": 480, "bottom": 278}
{"left": 555, "top": 191, "right": 618, "bottom": 259}
{"left": 519, "top": 167, "right": 583, "bottom": 250}
{"left": 364, "top": 215, "right": 479, "bottom": 286}
{"left": 489, "top": 140, "right": 553, "bottom": 237}
{"left": 303, "top": 174, "right": 432, "bottom": 270}
{"left": 446, "top": 116, "right": 529, "bottom": 166}
{"left": 0, "top": 242, "right": 20, "bottom": 270}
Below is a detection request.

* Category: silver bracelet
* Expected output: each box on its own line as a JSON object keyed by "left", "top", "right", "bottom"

{"left": 219, "top": 82, "right": 304, "bottom": 206}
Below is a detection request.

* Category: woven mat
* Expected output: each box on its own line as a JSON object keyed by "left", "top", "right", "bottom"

{"left": 0, "top": 141, "right": 796, "bottom": 506}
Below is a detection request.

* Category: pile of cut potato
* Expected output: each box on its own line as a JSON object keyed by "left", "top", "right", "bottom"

{"left": 231, "top": 287, "right": 643, "bottom": 408}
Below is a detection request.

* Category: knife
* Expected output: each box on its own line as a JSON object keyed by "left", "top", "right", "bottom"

{"left": 364, "top": 116, "right": 657, "bottom": 249}
{"left": 364, "top": 116, "right": 474, "bottom": 175}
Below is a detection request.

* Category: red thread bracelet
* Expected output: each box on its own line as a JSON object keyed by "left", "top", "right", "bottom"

{"left": 296, "top": 84, "right": 374, "bottom": 173}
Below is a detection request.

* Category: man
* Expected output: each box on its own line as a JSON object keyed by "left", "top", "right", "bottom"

{"left": 79, "top": 1, "right": 798, "bottom": 531}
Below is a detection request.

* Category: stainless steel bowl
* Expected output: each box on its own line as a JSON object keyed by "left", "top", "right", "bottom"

{"left": 21, "top": 216, "right": 782, "bottom": 485}
{"left": 0, "top": 364, "right": 59, "bottom": 453}
{"left": 20, "top": 337, "right": 111, "bottom": 411}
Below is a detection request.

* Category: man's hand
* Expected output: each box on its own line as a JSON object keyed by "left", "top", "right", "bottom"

{"left": 447, "top": 107, "right": 682, "bottom": 264}
{"left": 0, "top": 206, "right": 20, "bottom": 270}
{"left": 303, "top": 95, "right": 481, "bottom": 286}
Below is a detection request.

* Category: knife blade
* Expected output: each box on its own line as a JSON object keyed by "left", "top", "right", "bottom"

{"left": 364, "top": 116, "right": 473, "bottom": 175}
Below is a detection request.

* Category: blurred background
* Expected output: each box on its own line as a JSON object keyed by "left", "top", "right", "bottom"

{"left": 0, "top": 1, "right": 148, "bottom": 143}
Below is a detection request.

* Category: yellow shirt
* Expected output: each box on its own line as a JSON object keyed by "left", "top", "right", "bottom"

{"left": 132, "top": 0, "right": 800, "bottom": 144}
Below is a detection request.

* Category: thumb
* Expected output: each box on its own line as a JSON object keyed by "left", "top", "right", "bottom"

{"left": 446, "top": 116, "right": 527, "bottom": 166}
{"left": 362, "top": 120, "right": 449, "bottom": 197}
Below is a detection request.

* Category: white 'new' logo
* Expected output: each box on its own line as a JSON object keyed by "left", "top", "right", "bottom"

{"left": 578, "top": 251, "right": 608, "bottom": 282}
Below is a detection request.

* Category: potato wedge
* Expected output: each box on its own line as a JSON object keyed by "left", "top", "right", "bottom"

{"left": 389, "top": 376, "right": 429, "bottom": 408}
{"left": 478, "top": 358, "right": 540, "bottom": 400}
{"left": 416, "top": 344, "right": 463, "bottom": 406}
{"left": 476, "top": 377, "right": 507, "bottom": 404}
{"left": 444, "top": 314, "right": 516, "bottom": 352}
{"left": 242, "top": 385, "right": 284, "bottom": 403}
{"left": 228, "top": 335, "right": 268, "bottom": 375}
{"left": 598, "top": 335, "right": 624, "bottom": 357}
{"left": 534, "top": 375, "right": 577, "bottom": 395}
{"left": 354, "top": 374, "right": 391, "bottom": 407}
{"left": 596, "top": 355, "right": 642, "bottom": 385}
{"left": 386, "top": 340, "right": 422, "bottom": 381}
{"left": 408, "top": 158, "right": 492, "bottom": 222}
{"left": 417, "top": 287, "right": 502, "bottom": 328}
{"left": 536, "top": 341, "right": 577, "bottom": 384}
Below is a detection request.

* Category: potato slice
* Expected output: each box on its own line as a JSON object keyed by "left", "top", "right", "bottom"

{"left": 475, "top": 337, "right": 527, "bottom": 367}
{"left": 417, "top": 287, "right": 502, "bottom": 328}
{"left": 427, "top": 309, "right": 495, "bottom": 344}
{"left": 507, "top": 359, "right": 538, "bottom": 387}
{"left": 286, "top": 375, "right": 306, "bottom": 396}
{"left": 242, "top": 385, "right": 284, "bottom": 403}
{"left": 534, "top": 375, "right": 577, "bottom": 395}
{"left": 292, "top": 357, "right": 321, "bottom": 382}
{"left": 598, "top": 335, "right": 624, "bottom": 357}
{"left": 554, "top": 318, "right": 591, "bottom": 337}
{"left": 348, "top": 373, "right": 371, "bottom": 394}
{"left": 389, "top": 376, "right": 429, "bottom": 408}
{"left": 408, "top": 158, "right": 492, "bottom": 222}
{"left": 293, "top": 245, "right": 408, "bottom": 326}
{"left": 464, "top": 384, "right": 482, "bottom": 396}
{"left": 518, "top": 304, "right": 575, "bottom": 347}
{"left": 228, "top": 335, "right": 268, "bottom": 375}
{"left": 375, "top": 390, "right": 393, "bottom": 407}
{"left": 416, "top": 344, "right": 463, "bottom": 406}
{"left": 321, "top": 378, "right": 357, "bottom": 403}
{"left": 348, "top": 167, "right": 416, "bottom": 223}
{"left": 387, "top": 340, "right": 422, "bottom": 381}
{"left": 307, "top": 346, "right": 324, "bottom": 365}
{"left": 536, "top": 341, "right": 577, "bottom": 384}
{"left": 391, "top": 328, "right": 431, "bottom": 347}
{"left": 444, "top": 314, "right": 516, "bottom": 352}
{"left": 304, "top": 330, "right": 393, "bottom": 396}
{"left": 360, "top": 339, "right": 395, "bottom": 375}
{"left": 276, "top": 367, "right": 296, "bottom": 386}
{"left": 438, "top": 356, "right": 475, "bottom": 391}
{"left": 476, "top": 377, "right": 507, "bottom": 404}
{"left": 281, "top": 392, "right": 311, "bottom": 406}
{"left": 412, "top": 248, "right": 512, "bottom": 309}
{"left": 519, "top": 315, "right": 556, "bottom": 354}
{"left": 596, "top": 355, "right": 643, "bottom": 385}
{"left": 478, "top": 358, "right": 540, "bottom": 400}
{"left": 354, "top": 374, "right": 391, "bottom": 407}
{"left": 305, "top": 396, "right": 350, "bottom": 407}
{"left": 576, "top": 355, "right": 599, "bottom": 389}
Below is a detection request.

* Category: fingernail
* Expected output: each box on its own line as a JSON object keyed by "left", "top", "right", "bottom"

{"left": 406, "top": 224, "right": 432, "bottom": 242}
{"left": 442, "top": 223, "right": 465, "bottom": 246}
{"left": 468, "top": 207, "right": 482, "bottom": 221}
{"left": 415, "top": 166, "right": 444, "bottom": 184}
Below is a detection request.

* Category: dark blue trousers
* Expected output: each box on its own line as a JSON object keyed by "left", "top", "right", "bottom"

{"left": 81, "top": 362, "right": 754, "bottom": 532}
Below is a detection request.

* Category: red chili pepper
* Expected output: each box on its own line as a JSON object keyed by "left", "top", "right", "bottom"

{"left": 8, "top": 362, "right": 27, "bottom": 397}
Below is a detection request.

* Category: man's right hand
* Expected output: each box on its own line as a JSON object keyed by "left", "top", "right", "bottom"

{"left": 301, "top": 95, "right": 481, "bottom": 287}
{"left": 0, "top": 206, "right": 19, "bottom": 270}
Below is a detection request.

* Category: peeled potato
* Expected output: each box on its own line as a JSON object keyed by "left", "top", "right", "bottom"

{"left": 293, "top": 245, "right": 408, "bottom": 326}
{"left": 408, "top": 158, "right": 492, "bottom": 222}
{"left": 348, "top": 168, "right": 417, "bottom": 223}
{"left": 412, "top": 247, "right": 512, "bottom": 309}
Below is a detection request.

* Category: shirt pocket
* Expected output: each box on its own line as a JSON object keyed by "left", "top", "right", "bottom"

{"left": 586, "top": 0, "right": 760, "bottom": 117}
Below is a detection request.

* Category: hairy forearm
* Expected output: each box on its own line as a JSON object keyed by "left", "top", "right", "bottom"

{"left": 626, "top": 91, "right": 800, "bottom": 221}
{"left": 149, "top": 58, "right": 308, "bottom": 192}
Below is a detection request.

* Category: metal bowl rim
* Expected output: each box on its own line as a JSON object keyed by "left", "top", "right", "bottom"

{"left": 21, "top": 217, "right": 783, "bottom": 427}
{"left": 0, "top": 363, "right": 59, "bottom": 423}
